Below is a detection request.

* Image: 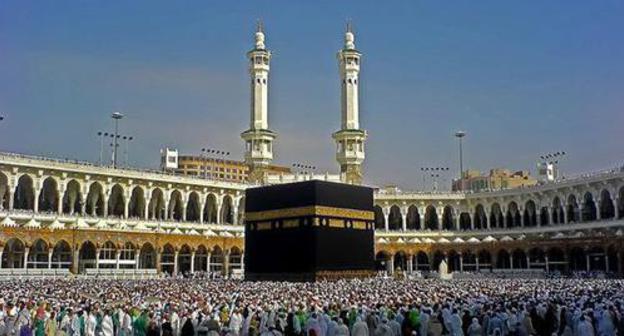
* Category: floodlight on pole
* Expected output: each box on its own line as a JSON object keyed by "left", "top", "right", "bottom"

{"left": 111, "top": 112, "right": 124, "bottom": 168}
{"left": 454, "top": 131, "right": 466, "bottom": 190}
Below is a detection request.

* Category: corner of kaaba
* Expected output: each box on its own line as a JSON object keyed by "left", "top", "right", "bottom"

{"left": 244, "top": 180, "right": 375, "bottom": 282}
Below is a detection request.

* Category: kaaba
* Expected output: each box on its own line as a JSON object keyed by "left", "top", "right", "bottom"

{"left": 244, "top": 180, "right": 375, "bottom": 282}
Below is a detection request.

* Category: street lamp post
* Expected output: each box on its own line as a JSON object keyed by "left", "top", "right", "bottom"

{"left": 96, "top": 132, "right": 109, "bottom": 166}
{"left": 111, "top": 112, "right": 124, "bottom": 168}
{"left": 455, "top": 131, "right": 466, "bottom": 190}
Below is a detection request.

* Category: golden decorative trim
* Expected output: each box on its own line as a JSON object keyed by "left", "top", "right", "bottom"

{"left": 256, "top": 222, "right": 272, "bottom": 230}
{"left": 352, "top": 221, "right": 367, "bottom": 230}
{"left": 282, "top": 219, "right": 299, "bottom": 228}
{"left": 328, "top": 218, "right": 345, "bottom": 228}
{"left": 245, "top": 205, "right": 374, "bottom": 221}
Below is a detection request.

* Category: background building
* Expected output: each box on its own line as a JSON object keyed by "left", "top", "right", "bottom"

{"left": 452, "top": 168, "right": 537, "bottom": 192}
{"left": 175, "top": 155, "right": 291, "bottom": 183}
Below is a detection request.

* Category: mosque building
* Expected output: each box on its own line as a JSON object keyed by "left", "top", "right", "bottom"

{"left": 0, "top": 24, "right": 623, "bottom": 278}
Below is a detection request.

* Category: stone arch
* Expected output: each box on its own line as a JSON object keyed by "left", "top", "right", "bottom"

{"left": 447, "top": 250, "right": 460, "bottom": 272}
{"left": 393, "top": 251, "right": 407, "bottom": 272}
{"left": 599, "top": 189, "right": 615, "bottom": 220}
{"left": 528, "top": 248, "right": 546, "bottom": 269}
{"left": 237, "top": 197, "right": 245, "bottom": 225}
{"left": 373, "top": 205, "right": 385, "bottom": 230}
{"left": 1, "top": 238, "right": 26, "bottom": 268}
{"left": 221, "top": 195, "right": 234, "bottom": 224}
{"left": 415, "top": 251, "right": 430, "bottom": 271}
{"left": 210, "top": 246, "right": 224, "bottom": 273}
{"left": 582, "top": 192, "right": 597, "bottom": 222}
{"left": 78, "top": 241, "right": 97, "bottom": 272}
{"left": 51, "top": 240, "right": 72, "bottom": 269}
{"left": 461, "top": 250, "right": 477, "bottom": 271}
{"left": 388, "top": 205, "right": 402, "bottom": 231}
{"left": 99, "top": 241, "right": 117, "bottom": 268}
{"left": 28, "top": 239, "right": 49, "bottom": 268}
{"left": 86, "top": 182, "right": 105, "bottom": 217}
{"left": 512, "top": 249, "right": 528, "bottom": 269}
{"left": 442, "top": 205, "right": 454, "bottom": 230}
{"left": 567, "top": 194, "right": 580, "bottom": 223}
{"left": 547, "top": 247, "right": 566, "bottom": 271}
{"left": 168, "top": 190, "right": 184, "bottom": 221}
{"left": 490, "top": 203, "right": 503, "bottom": 229}
{"left": 523, "top": 200, "right": 537, "bottom": 227}
{"left": 478, "top": 250, "right": 492, "bottom": 270}
{"left": 474, "top": 204, "right": 487, "bottom": 229}
{"left": 139, "top": 242, "right": 156, "bottom": 269}
{"left": 229, "top": 246, "right": 243, "bottom": 274}
{"left": 496, "top": 249, "right": 511, "bottom": 269}
{"left": 424, "top": 205, "right": 438, "bottom": 230}
{"left": 432, "top": 251, "right": 445, "bottom": 271}
{"left": 14, "top": 174, "right": 35, "bottom": 210}
{"left": 406, "top": 205, "right": 420, "bottom": 230}
{"left": 552, "top": 197, "right": 564, "bottom": 224}
{"left": 587, "top": 246, "right": 606, "bottom": 271}
{"left": 108, "top": 184, "right": 125, "bottom": 217}
{"left": 160, "top": 244, "right": 175, "bottom": 274}
{"left": 539, "top": 205, "right": 549, "bottom": 226}
{"left": 195, "top": 245, "right": 209, "bottom": 272}
{"left": 38, "top": 177, "right": 59, "bottom": 213}
{"left": 568, "top": 247, "right": 586, "bottom": 271}
{"left": 204, "top": 193, "right": 219, "bottom": 224}
{"left": 506, "top": 201, "right": 521, "bottom": 228}
{"left": 178, "top": 244, "right": 192, "bottom": 274}
{"left": 186, "top": 191, "right": 201, "bottom": 222}
{"left": 148, "top": 188, "right": 165, "bottom": 220}
{"left": 128, "top": 186, "right": 145, "bottom": 218}
{"left": 459, "top": 212, "right": 471, "bottom": 230}
{"left": 62, "top": 179, "right": 82, "bottom": 215}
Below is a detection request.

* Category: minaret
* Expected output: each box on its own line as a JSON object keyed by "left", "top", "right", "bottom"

{"left": 332, "top": 23, "right": 367, "bottom": 185}
{"left": 241, "top": 21, "right": 276, "bottom": 184}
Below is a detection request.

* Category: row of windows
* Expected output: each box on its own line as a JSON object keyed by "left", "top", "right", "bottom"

{"left": 181, "top": 165, "right": 247, "bottom": 174}
{"left": 343, "top": 78, "right": 358, "bottom": 85}
{"left": 254, "top": 78, "right": 268, "bottom": 84}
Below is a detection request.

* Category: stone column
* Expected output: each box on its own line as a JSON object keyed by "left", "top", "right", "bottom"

{"left": 605, "top": 254, "right": 610, "bottom": 273}
{"left": 173, "top": 250, "right": 179, "bottom": 275}
{"left": 190, "top": 250, "right": 196, "bottom": 273}
{"left": 124, "top": 199, "right": 130, "bottom": 219}
{"left": 0, "top": 251, "right": 3, "bottom": 269}
{"left": 23, "top": 247, "right": 30, "bottom": 269}
{"left": 545, "top": 256, "right": 550, "bottom": 273}
{"left": 134, "top": 249, "right": 140, "bottom": 270}
{"left": 48, "top": 248, "right": 53, "bottom": 269}
{"left": 401, "top": 209, "right": 407, "bottom": 231}
{"left": 182, "top": 205, "right": 188, "bottom": 222}
{"left": 387, "top": 255, "right": 394, "bottom": 275}
{"left": 470, "top": 211, "right": 475, "bottom": 230}
{"left": 144, "top": 196, "right": 151, "bottom": 220}
{"left": 223, "top": 250, "right": 231, "bottom": 277}
{"left": 509, "top": 254, "right": 514, "bottom": 270}
{"left": 383, "top": 208, "right": 389, "bottom": 231}
{"left": 216, "top": 199, "right": 223, "bottom": 225}
{"left": 454, "top": 214, "right": 460, "bottom": 231}
{"left": 199, "top": 200, "right": 206, "bottom": 224}
{"left": 614, "top": 198, "right": 620, "bottom": 219}
{"left": 563, "top": 208, "right": 569, "bottom": 224}
{"left": 116, "top": 250, "right": 121, "bottom": 270}
{"left": 437, "top": 214, "right": 443, "bottom": 231}
{"left": 459, "top": 253, "right": 464, "bottom": 272}
{"left": 96, "top": 248, "right": 101, "bottom": 270}
{"left": 57, "top": 193, "right": 64, "bottom": 214}
{"left": 206, "top": 252, "right": 212, "bottom": 273}
{"left": 526, "top": 254, "right": 531, "bottom": 269}
{"left": 475, "top": 256, "right": 480, "bottom": 272}
{"left": 586, "top": 253, "right": 591, "bottom": 272}
{"left": 420, "top": 212, "right": 426, "bottom": 231}
{"left": 156, "top": 249, "right": 162, "bottom": 273}
{"left": 72, "top": 249, "right": 79, "bottom": 274}
{"left": 407, "top": 255, "right": 413, "bottom": 274}
{"left": 536, "top": 210, "right": 542, "bottom": 227}
{"left": 519, "top": 210, "right": 524, "bottom": 227}
{"left": 596, "top": 201, "right": 602, "bottom": 220}
{"left": 485, "top": 210, "right": 491, "bottom": 230}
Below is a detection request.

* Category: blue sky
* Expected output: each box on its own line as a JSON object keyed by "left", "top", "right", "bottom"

{"left": 1, "top": 1, "right": 623, "bottom": 189}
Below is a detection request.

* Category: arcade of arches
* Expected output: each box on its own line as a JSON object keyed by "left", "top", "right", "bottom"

{"left": 0, "top": 228, "right": 244, "bottom": 275}
{"left": 374, "top": 188, "right": 624, "bottom": 232}
{"left": 375, "top": 240, "right": 624, "bottom": 275}
{"left": 0, "top": 173, "right": 245, "bottom": 226}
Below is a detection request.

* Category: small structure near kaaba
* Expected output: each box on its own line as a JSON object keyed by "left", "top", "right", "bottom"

{"left": 244, "top": 180, "right": 375, "bottom": 281}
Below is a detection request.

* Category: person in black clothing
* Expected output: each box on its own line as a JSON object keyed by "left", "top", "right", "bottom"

{"left": 181, "top": 316, "right": 195, "bottom": 336}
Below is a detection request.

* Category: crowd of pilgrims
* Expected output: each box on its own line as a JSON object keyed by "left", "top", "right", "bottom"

{"left": 0, "top": 277, "right": 623, "bottom": 336}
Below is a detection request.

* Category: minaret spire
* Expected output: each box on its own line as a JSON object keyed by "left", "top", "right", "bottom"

{"left": 333, "top": 22, "right": 367, "bottom": 185}
{"left": 241, "top": 22, "right": 276, "bottom": 184}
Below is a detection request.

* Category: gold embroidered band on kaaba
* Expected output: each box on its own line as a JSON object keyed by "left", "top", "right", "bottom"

{"left": 245, "top": 205, "right": 375, "bottom": 222}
